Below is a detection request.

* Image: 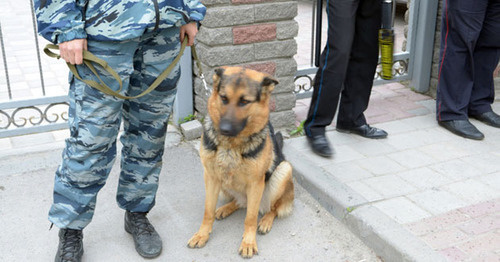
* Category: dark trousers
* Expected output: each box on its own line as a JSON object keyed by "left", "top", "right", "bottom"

{"left": 436, "top": 0, "right": 500, "bottom": 121}
{"left": 305, "top": 0, "right": 381, "bottom": 137}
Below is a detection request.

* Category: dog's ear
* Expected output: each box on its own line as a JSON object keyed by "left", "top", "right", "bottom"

{"left": 213, "top": 67, "right": 226, "bottom": 93}
{"left": 261, "top": 76, "right": 279, "bottom": 94}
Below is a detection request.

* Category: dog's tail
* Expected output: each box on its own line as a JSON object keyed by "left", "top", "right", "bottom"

{"left": 268, "top": 122, "right": 285, "bottom": 162}
{"left": 275, "top": 131, "right": 284, "bottom": 150}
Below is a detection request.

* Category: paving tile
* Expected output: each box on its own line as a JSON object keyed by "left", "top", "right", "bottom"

{"left": 408, "top": 189, "right": 468, "bottom": 215}
{"left": 418, "top": 142, "right": 472, "bottom": 162}
{"left": 457, "top": 199, "right": 500, "bottom": 218}
{"left": 477, "top": 173, "right": 500, "bottom": 191}
{"left": 399, "top": 115, "right": 438, "bottom": 130}
{"left": 458, "top": 215, "right": 500, "bottom": 235}
{"left": 355, "top": 155, "right": 406, "bottom": 175}
{"left": 457, "top": 233, "right": 500, "bottom": 255}
{"left": 372, "top": 197, "right": 431, "bottom": 224}
{"left": 439, "top": 247, "right": 469, "bottom": 262}
{"left": 467, "top": 251, "right": 500, "bottom": 262}
{"left": 442, "top": 179, "right": 500, "bottom": 205}
{"left": 421, "top": 228, "right": 470, "bottom": 249}
{"left": 405, "top": 210, "right": 471, "bottom": 236}
{"left": 430, "top": 159, "right": 483, "bottom": 181}
{"left": 322, "top": 162, "right": 374, "bottom": 183}
{"left": 388, "top": 149, "right": 439, "bottom": 169}
{"left": 349, "top": 139, "right": 398, "bottom": 157}
{"left": 397, "top": 167, "right": 452, "bottom": 190}
{"left": 461, "top": 153, "right": 500, "bottom": 174}
{"left": 362, "top": 174, "right": 418, "bottom": 198}
{"left": 329, "top": 145, "right": 366, "bottom": 164}
{"left": 373, "top": 119, "right": 415, "bottom": 135}
{"left": 345, "top": 181, "right": 384, "bottom": 202}
{"left": 327, "top": 131, "right": 363, "bottom": 146}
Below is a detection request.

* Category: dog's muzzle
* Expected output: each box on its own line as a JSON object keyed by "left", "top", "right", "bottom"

{"left": 219, "top": 118, "right": 247, "bottom": 137}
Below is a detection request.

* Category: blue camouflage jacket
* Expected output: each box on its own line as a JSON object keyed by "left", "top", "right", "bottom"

{"left": 34, "top": 0, "right": 206, "bottom": 43}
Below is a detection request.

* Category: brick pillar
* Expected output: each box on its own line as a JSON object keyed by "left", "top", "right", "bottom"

{"left": 194, "top": 0, "right": 298, "bottom": 128}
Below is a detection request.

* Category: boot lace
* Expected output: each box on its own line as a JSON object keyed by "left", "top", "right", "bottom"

{"left": 130, "top": 212, "right": 155, "bottom": 236}
{"left": 60, "top": 229, "right": 82, "bottom": 261}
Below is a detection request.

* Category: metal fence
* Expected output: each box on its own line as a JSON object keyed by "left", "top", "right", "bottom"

{"left": 0, "top": 0, "right": 194, "bottom": 138}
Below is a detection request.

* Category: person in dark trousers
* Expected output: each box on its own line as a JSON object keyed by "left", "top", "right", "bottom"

{"left": 305, "top": 0, "right": 388, "bottom": 158}
{"left": 436, "top": 0, "right": 500, "bottom": 140}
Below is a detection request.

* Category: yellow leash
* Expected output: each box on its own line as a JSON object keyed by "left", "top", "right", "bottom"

{"left": 43, "top": 38, "right": 208, "bottom": 99}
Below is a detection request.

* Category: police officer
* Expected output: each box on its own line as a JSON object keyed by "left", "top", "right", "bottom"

{"left": 436, "top": 0, "right": 500, "bottom": 140}
{"left": 33, "top": 0, "right": 206, "bottom": 261}
{"left": 304, "top": 0, "right": 388, "bottom": 158}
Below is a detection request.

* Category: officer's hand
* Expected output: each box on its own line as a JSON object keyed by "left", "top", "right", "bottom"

{"left": 180, "top": 22, "right": 198, "bottom": 46}
{"left": 59, "top": 39, "right": 87, "bottom": 65}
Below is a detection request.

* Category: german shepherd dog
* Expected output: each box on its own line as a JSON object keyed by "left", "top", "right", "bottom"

{"left": 187, "top": 67, "right": 294, "bottom": 258}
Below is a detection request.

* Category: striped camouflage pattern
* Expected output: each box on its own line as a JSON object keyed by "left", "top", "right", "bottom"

{"left": 48, "top": 28, "right": 182, "bottom": 229}
{"left": 34, "top": 0, "right": 206, "bottom": 43}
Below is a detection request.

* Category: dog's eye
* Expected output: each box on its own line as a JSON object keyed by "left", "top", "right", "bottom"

{"left": 238, "top": 98, "right": 251, "bottom": 107}
{"left": 220, "top": 95, "right": 229, "bottom": 105}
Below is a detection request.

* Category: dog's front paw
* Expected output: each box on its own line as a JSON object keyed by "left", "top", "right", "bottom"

{"left": 238, "top": 239, "right": 258, "bottom": 258}
{"left": 257, "top": 214, "right": 274, "bottom": 235}
{"left": 187, "top": 232, "right": 210, "bottom": 248}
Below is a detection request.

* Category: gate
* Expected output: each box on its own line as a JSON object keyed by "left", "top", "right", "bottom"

{"left": 0, "top": 0, "right": 194, "bottom": 138}
{"left": 294, "top": 0, "right": 439, "bottom": 99}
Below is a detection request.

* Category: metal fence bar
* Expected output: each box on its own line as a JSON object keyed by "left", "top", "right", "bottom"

{"left": 409, "top": 0, "right": 439, "bottom": 93}
{"left": 0, "top": 21, "right": 12, "bottom": 100}
{"left": 29, "top": 0, "right": 46, "bottom": 96}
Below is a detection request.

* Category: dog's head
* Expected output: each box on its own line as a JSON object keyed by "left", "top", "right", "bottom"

{"left": 207, "top": 66, "right": 279, "bottom": 137}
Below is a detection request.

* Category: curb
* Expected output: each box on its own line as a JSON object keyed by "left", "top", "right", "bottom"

{"left": 283, "top": 142, "right": 447, "bottom": 262}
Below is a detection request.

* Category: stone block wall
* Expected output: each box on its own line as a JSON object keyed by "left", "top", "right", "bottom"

{"left": 194, "top": 0, "right": 299, "bottom": 128}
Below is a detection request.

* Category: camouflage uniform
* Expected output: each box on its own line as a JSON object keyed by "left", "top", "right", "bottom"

{"left": 34, "top": 0, "right": 205, "bottom": 229}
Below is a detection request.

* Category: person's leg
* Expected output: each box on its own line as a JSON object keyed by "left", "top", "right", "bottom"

{"left": 435, "top": 0, "right": 489, "bottom": 140}
{"left": 304, "top": 0, "right": 358, "bottom": 138}
{"left": 50, "top": 38, "right": 138, "bottom": 261}
{"left": 304, "top": 0, "right": 358, "bottom": 157}
{"left": 469, "top": 0, "right": 500, "bottom": 121}
{"left": 337, "top": 0, "right": 380, "bottom": 128}
{"left": 117, "top": 28, "right": 181, "bottom": 258}
{"left": 335, "top": 0, "right": 387, "bottom": 139}
{"left": 49, "top": 39, "right": 137, "bottom": 230}
{"left": 436, "top": 0, "right": 489, "bottom": 121}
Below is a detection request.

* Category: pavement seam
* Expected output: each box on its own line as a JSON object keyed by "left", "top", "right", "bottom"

{"left": 283, "top": 142, "right": 447, "bottom": 262}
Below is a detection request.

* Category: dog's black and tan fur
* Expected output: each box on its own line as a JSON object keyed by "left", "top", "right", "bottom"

{"left": 187, "top": 66, "right": 294, "bottom": 258}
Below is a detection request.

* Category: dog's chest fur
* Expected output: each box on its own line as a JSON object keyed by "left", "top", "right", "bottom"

{"left": 201, "top": 119, "right": 272, "bottom": 190}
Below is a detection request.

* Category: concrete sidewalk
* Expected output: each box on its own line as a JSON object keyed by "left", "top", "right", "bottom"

{"left": 289, "top": 89, "right": 500, "bottom": 261}
{"left": 0, "top": 127, "right": 380, "bottom": 262}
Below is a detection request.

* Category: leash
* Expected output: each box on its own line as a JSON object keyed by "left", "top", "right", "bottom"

{"left": 43, "top": 38, "right": 211, "bottom": 99}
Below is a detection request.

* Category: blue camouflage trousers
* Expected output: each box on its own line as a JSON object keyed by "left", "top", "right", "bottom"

{"left": 49, "top": 28, "right": 181, "bottom": 229}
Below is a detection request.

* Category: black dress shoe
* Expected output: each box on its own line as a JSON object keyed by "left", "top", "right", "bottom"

{"left": 336, "top": 124, "right": 388, "bottom": 139}
{"left": 306, "top": 134, "right": 333, "bottom": 158}
{"left": 125, "top": 211, "right": 163, "bottom": 258}
{"left": 438, "top": 119, "right": 484, "bottom": 140}
{"left": 55, "top": 229, "right": 83, "bottom": 262}
{"left": 470, "top": 111, "right": 500, "bottom": 128}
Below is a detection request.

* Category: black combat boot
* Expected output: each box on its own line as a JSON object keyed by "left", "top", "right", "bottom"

{"left": 124, "top": 211, "right": 162, "bottom": 258}
{"left": 55, "top": 228, "right": 83, "bottom": 262}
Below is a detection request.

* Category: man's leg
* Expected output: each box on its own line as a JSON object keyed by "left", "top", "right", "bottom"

{"left": 468, "top": 0, "right": 500, "bottom": 128}
{"left": 304, "top": 0, "right": 358, "bottom": 157}
{"left": 335, "top": 0, "right": 387, "bottom": 139}
{"left": 436, "top": 0, "right": 489, "bottom": 139}
{"left": 50, "top": 39, "right": 138, "bottom": 261}
{"left": 117, "top": 28, "right": 181, "bottom": 258}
